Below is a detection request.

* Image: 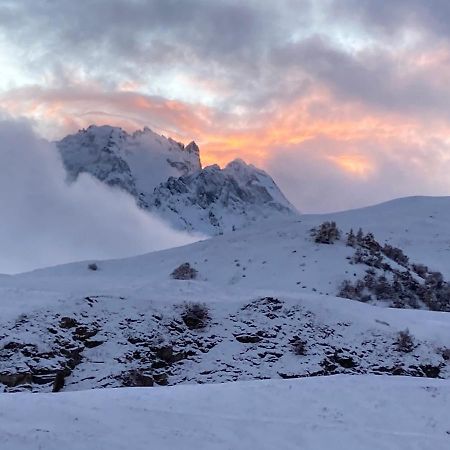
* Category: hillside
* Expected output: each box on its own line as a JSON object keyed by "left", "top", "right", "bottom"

{"left": 1, "top": 196, "right": 450, "bottom": 393}
{"left": 7, "top": 196, "right": 450, "bottom": 303}
{"left": 2, "top": 195, "right": 450, "bottom": 450}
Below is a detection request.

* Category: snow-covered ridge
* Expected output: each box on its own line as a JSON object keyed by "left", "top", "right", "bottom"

{"left": 148, "top": 158, "right": 298, "bottom": 234}
{"left": 56, "top": 125, "right": 298, "bottom": 234}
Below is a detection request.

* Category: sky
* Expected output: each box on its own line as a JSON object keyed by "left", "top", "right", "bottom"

{"left": 1, "top": 0, "right": 450, "bottom": 213}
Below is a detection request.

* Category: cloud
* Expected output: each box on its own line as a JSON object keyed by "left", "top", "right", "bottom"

{"left": 332, "top": 0, "right": 450, "bottom": 39}
{"left": 271, "top": 35, "right": 450, "bottom": 118}
{"left": 1, "top": 0, "right": 450, "bottom": 215}
{"left": 0, "top": 117, "right": 201, "bottom": 274}
{"left": 266, "top": 135, "right": 450, "bottom": 213}
{"left": 0, "top": 84, "right": 215, "bottom": 140}
{"left": 0, "top": 0, "right": 283, "bottom": 87}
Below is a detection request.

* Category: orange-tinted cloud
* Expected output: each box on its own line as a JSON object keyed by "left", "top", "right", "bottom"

{"left": 3, "top": 79, "right": 450, "bottom": 214}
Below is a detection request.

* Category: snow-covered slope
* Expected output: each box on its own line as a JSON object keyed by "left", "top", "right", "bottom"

{"left": 1, "top": 292, "right": 449, "bottom": 393}
{"left": 2, "top": 196, "right": 450, "bottom": 393}
{"left": 57, "top": 125, "right": 298, "bottom": 234}
{"left": 57, "top": 125, "right": 201, "bottom": 207}
{"left": 148, "top": 159, "right": 297, "bottom": 234}
{"left": 8, "top": 196, "right": 450, "bottom": 306}
{"left": 2, "top": 196, "right": 450, "bottom": 448}
{"left": 2, "top": 375, "right": 449, "bottom": 450}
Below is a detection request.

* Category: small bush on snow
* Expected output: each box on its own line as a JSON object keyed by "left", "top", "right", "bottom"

{"left": 171, "top": 262, "right": 198, "bottom": 280}
{"left": 181, "top": 302, "right": 210, "bottom": 330}
{"left": 396, "top": 329, "right": 415, "bottom": 353}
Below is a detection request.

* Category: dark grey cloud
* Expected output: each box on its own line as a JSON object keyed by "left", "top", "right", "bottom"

{"left": 0, "top": 0, "right": 314, "bottom": 106}
{"left": 0, "top": 1, "right": 286, "bottom": 77}
{"left": 2, "top": 0, "right": 449, "bottom": 117}
{"left": 333, "top": 0, "right": 450, "bottom": 39}
{"left": 271, "top": 36, "right": 450, "bottom": 115}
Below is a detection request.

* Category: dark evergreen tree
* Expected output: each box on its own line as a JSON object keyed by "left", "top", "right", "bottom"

{"left": 346, "top": 229, "right": 356, "bottom": 247}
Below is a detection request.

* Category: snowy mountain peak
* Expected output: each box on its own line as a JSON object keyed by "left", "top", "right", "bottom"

{"left": 148, "top": 159, "right": 298, "bottom": 234}
{"left": 57, "top": 124, "right": 298, "bottom": 234}
{"left": 185, "top": 141, "right": 200, "bottom": 157}
{"left": 57, "top": 125, "right": 202, "bottom": 206}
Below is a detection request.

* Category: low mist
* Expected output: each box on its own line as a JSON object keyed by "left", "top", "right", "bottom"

{"left": 0, "top": 118, "right": 202, "bottom": 274}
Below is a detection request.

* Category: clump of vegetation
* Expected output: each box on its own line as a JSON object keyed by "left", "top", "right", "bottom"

{"left": 339, "top": 227, "right": 450, "bottom": 312}
{"left": 181, "top": 302, "right": 210, "bottom": 330}
{"left": 346, "top": 229, "right": 357, "bottom": 247}
{"left": 382, "top": 244, "right": 409, "bottom": 267}
{"left": 338, "top": 279, "right": 368, "bottom": 301}
{"left": 441, "top": 348, "right": 450, "bottom": 361}
{"left": 395, "top": 329, "right": 415, "bottom": 353}
{"left": 171, "top": 262, "right": 198, "bottom": 280}
{"left": 313, "top": 221, "right": 341, "bottom": 244}
{"left": 88, "top": 263, "right": 98, "bottom": 271}
{"left": 290, "top": 336, "right": 307, "bottom": 356}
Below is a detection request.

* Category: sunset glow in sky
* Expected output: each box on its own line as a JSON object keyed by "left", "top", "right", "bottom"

{"left": 1, "top": 0, "right": 450, "bottom": 212}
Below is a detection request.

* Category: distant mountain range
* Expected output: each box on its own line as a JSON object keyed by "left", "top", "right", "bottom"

{"left": 57, "top": 125, "right": 298, "bottom": 234}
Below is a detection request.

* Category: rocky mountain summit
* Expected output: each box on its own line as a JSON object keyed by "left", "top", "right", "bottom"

{"left": 148, "top": 158, "right": 297, "bottom": 234}
{"left": 57, "top": 125, "right": 201, "bottom": 208}
{"left": 57, "top": 125, "right": 298, "bottom": 234}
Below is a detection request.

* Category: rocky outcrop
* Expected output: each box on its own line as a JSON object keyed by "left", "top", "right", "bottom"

{"left": 148, "top": 159, "right": 298, "bottom": 234}
{"left": 0, "top": 296, "right": 447, "bottom": 393}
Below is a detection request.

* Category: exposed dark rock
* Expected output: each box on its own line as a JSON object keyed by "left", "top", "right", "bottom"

{"left": 420, "top": 364, "right": 441, "bottom": 378}
{"left": 235, "top": 334, "right": 262, "bottom": 344}
{"left": 59, "top": 317, "right": 79, "bottom": 329}
{"left": 153, "top": 373, "right": 169, "bottom": 386}
{"left": 84, "top": 339, "right": 104, "bottom": 349}
{"left": 52, "top": 372, "right": 65, "bottom": 392}
{"left": 122, "top": 370, "right": 154, "bottom": 387}
{"left": 330, "top": 350, "right": 358, "bottom": 369}
{"left": 73, "top": 326, "right": 99, "bottom": 341}
{"left": 0, "top": 372, "right": 33, "bottom": 387}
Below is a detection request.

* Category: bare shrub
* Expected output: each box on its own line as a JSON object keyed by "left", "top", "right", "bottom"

{"left": 313, "top": 221, "right": 341, "bottom": 244}
{"left": 171, "top": 262, "right": 198, "bottom": 280}
{"left": 338, "top": 279, "right": 366, "bottom": 300}
{"left": 396, "top": 329, "right": 415, "bottom": 353}
{"left": 441, "top": 348, "right": 450, "bottom": 361}
{"left": 290, "top": 336, "right": 307, "bottom": 355}
{"left": 412, "top": 264, "right": 428, "bottom": 278}
{"left": 181, "top": 302, "right": 210, "bottom": 330}
{"left": 382, "top": 244, "right": 409, "bottom": 266}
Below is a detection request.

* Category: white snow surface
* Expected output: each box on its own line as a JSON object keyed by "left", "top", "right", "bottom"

{"left": 2, "top": 375, "right": 450, "bottom": 450}
{"left": 2, "top": 195, "right": 450, "bottom": 448}
{"left": 6, "top": 195, "right": 450, "bottom": 302}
